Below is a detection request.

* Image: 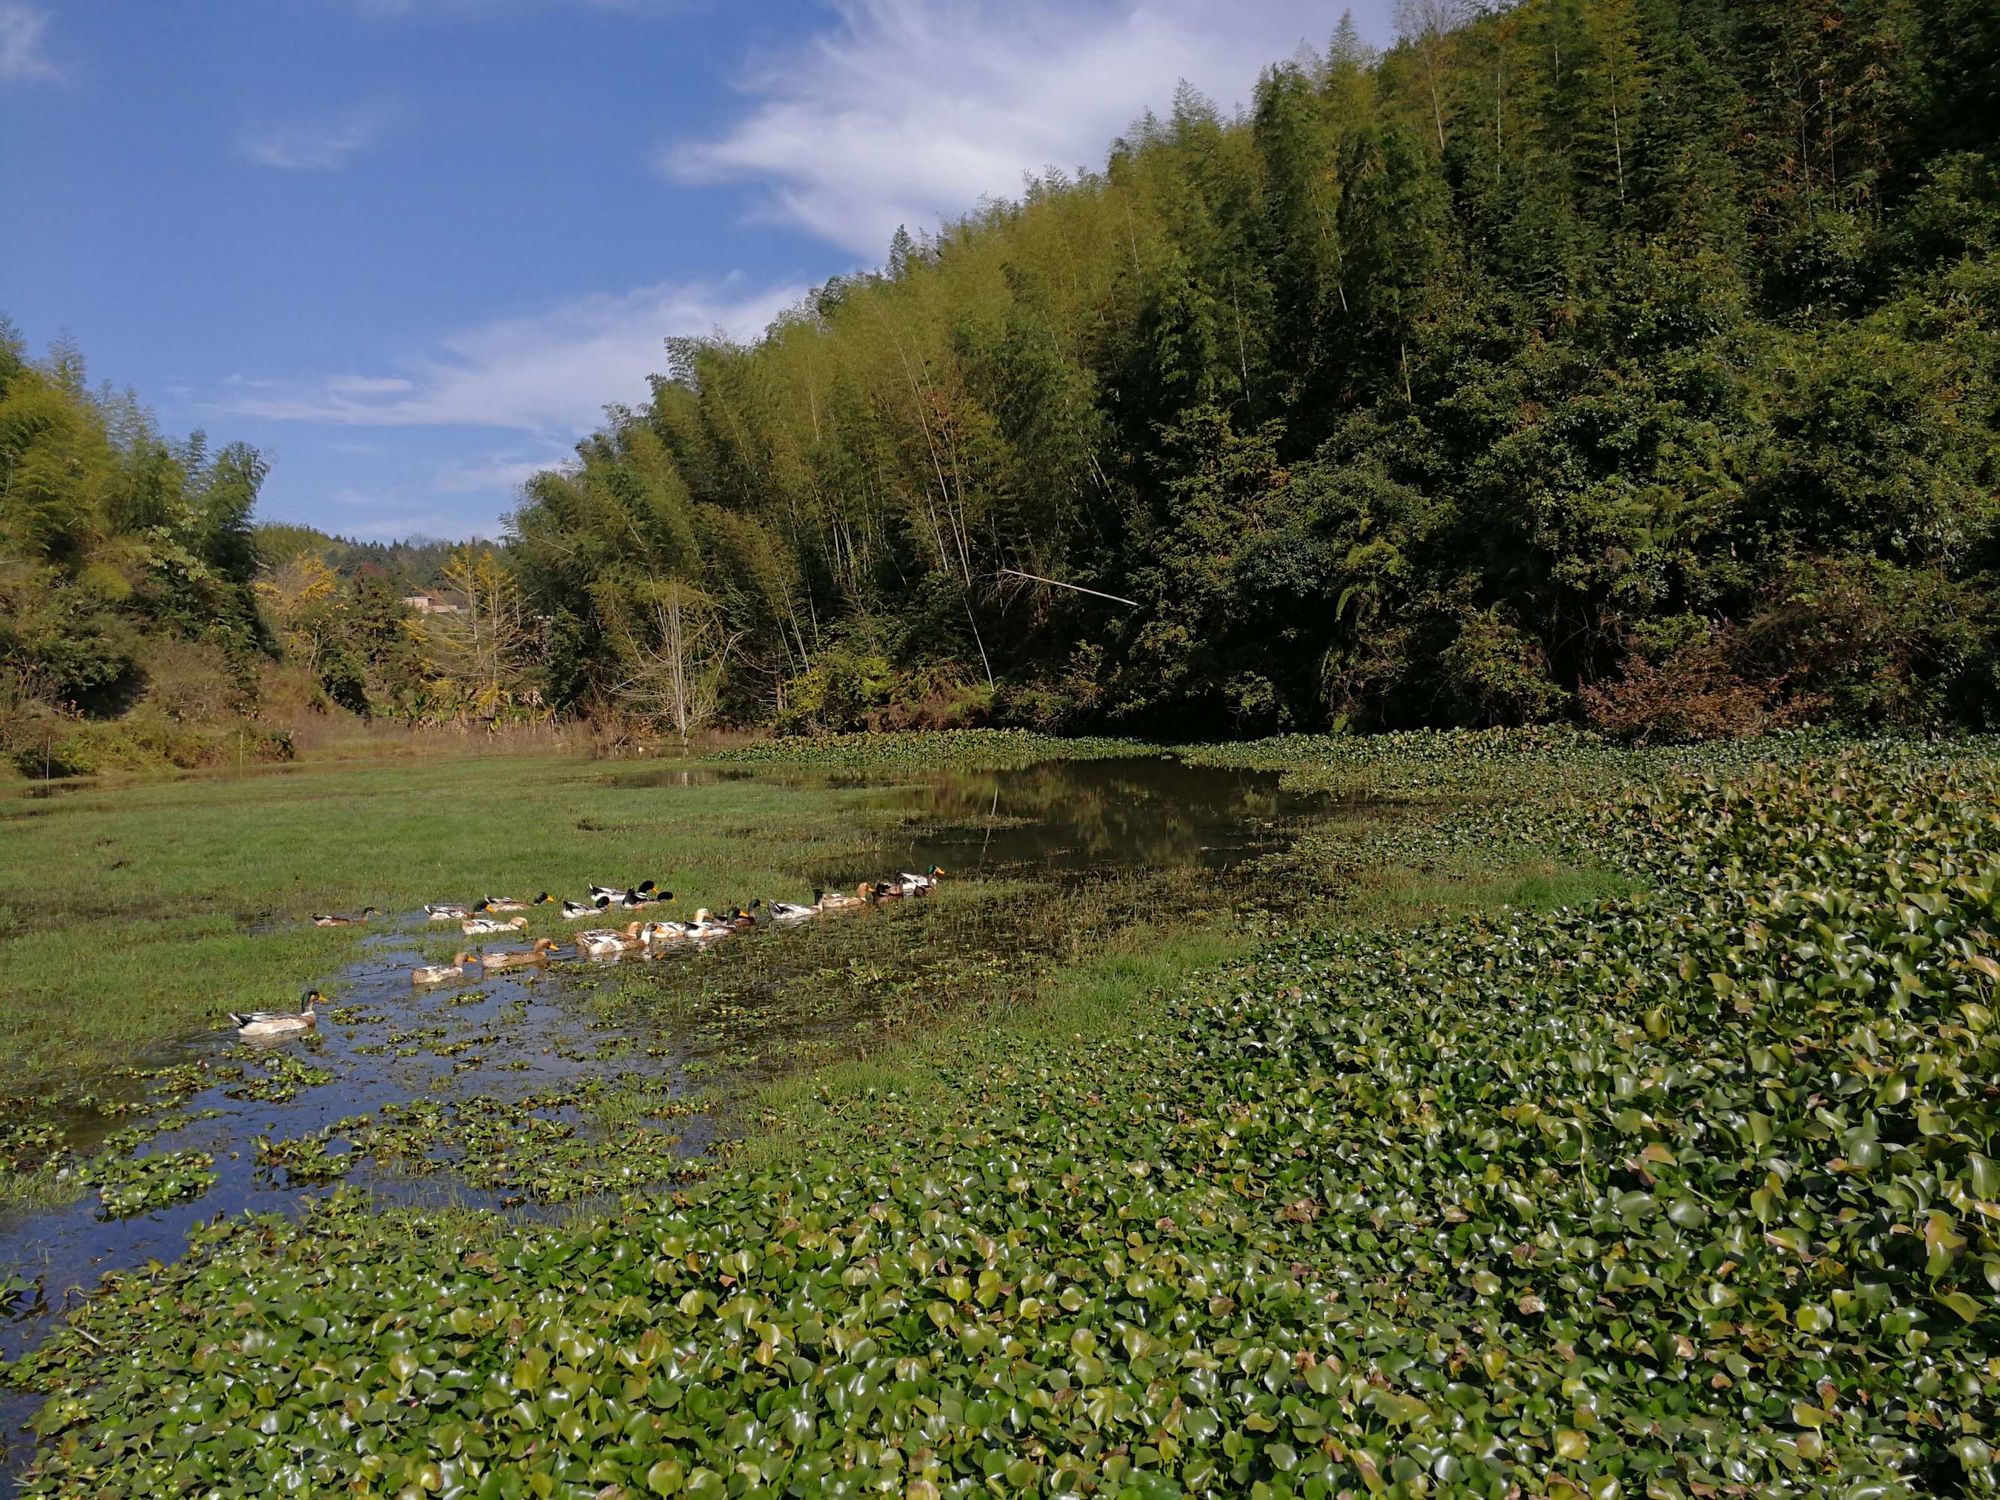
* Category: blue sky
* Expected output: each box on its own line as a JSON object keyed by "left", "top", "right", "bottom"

{"left": 1, "top": 0, "right": 1388, "bottom": 541}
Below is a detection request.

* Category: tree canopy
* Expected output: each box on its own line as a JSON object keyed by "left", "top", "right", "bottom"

{"left": 511, "top": 0, "right": 2000, "bottom": 738}
{"left": 8, "top": 0, "right": 1998, "bottom": 760}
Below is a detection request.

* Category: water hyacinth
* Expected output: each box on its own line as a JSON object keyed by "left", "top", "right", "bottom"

{"left": 11, "top": 744, "right": 2000, "bottom": 1496}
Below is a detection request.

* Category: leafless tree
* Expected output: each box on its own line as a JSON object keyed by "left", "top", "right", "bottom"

{"left": 433, "top": 547, "right": 533, "bottom": 714}
{"left": 1395, "top": 0, "right": 1470, "bottom": 150}
{"left": 609, "top": 580, "right": 740, "bottom": 747}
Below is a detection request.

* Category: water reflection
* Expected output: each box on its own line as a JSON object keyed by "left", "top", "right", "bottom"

{"left": 611, "top": 754, "right": 1323, "bottom": 880}
{"left": 893, "top": 756, "right": 1313, "bottom": 876}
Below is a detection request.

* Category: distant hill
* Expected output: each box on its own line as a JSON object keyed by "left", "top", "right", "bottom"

{"left": 254, "top": 523, "right": 459, "bottom": 597}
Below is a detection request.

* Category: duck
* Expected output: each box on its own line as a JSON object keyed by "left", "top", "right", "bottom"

{"left": 424, "top": 902, "right": 470, "bottom": 921}
{"left": 721, "top": 905, "right": 761, "bottom": 931}
{"left": 687, "top": 908, "right": 735, "bottom": 940}
{"left": 562, "top": 897, "right": 612, "bottom": 920}
{"left": 311, "top": 907, "right": 379, "bottom": 927}
{"left": 641, "top": 918, "right": 695, "bottom": 942}
{"left": 896, "top": 865, "right": 946, "bottom": 894}
{"left": 462, "top": 915, "right": 528, "bottom": 936}
{"left": 590, "top": 880, "right": 659, "bottom": 903}
{"left": 229, "top": 990, "right": 320, "bottom": 1038}
{"left": 617, "top": 886, "right": 672, "bottom": 908}
{"left": 577, "top": 923, "right": 648, "bottom": 956}
{"left": 863, "top": 879, "right": 902, "bottom": 903}
{"left": 476, "top": 893, "right": 548, "bottom": 913}
{"left": 815, "top": 886, "right": 864, "bottom": 913}
{"left": 769, "top": 899, "right": 818, "bottom": 923}
{"left": 481, "top": 937, "right": 559, "bottom": 971}
{"left": 412, "top": 952, "right": 477, "bottom": 985}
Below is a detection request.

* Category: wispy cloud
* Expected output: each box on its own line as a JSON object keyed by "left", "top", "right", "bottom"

{"left": 0, "top": 0, "right": 61, "bottom": 83}
{"left": 239, "top": 101, "right": 394, "bottom": 170}
{"left": 431, "top": 452, "right": 575, "bottom": 495}
{"left": 215, "top": 276, "right": 804, "bottom": 436}
{"left": 664, "top": 0, "right": 1383, "bottom": 257}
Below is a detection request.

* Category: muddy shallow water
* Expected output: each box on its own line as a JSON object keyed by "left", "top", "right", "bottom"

{"left": 0, "top": 755, "right": 1330, "bottom": 1487}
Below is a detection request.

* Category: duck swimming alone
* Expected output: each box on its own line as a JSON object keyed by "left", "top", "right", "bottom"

{"left": 462, "top": 915, "right": 528, "bottom": 936}
{"left": 480, "top": 937, "right": 559, "bottom": 971}
{"left": 229, "top": 990, "right": 320, "bottom": 1038}
{"left": 412, "top": 952, "right": 477, "bottom": 985}
{"left": 311, "top": 907, "right": 379, "bottom": 927}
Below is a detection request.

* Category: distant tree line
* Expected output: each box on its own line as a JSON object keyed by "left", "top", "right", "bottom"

{"left": 0, "top": 323, "right": 544, "bottom": 773}
{"left": 512, "top": 0, "right": 2000, "bottom": 739}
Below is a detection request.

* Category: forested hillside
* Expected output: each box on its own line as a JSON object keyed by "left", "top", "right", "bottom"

{"left": 8, "top": 1, "right": 1998, "bottom": 762}
{"left": 0, "top": 323, "right": 287, "bottom": 771}
{"left": 0, "top": 323, "right": 538, "bottom": 773}
{"left": 515, "top": 0, "right": 2000, "bottom": 738}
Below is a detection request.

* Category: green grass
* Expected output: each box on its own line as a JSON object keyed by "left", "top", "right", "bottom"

{"left": 738, "top": 919, "right": 1254, "bottom": 1171}
{"left": 16, "top": 743, "right": 1999, "bottom": 1497}
{"left": 0, "top": 755, "right": 916, "bottom": 1085}
{"left": 0, "top": 1164, "right": 85, "bottom": 1215}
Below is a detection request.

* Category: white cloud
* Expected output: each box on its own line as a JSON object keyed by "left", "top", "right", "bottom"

{"left": 215, "top": 276, "right": 804, "bottom": 436}
{"left": 664, "top": 0, "right": 1387, "bottom": 256}
{"left": 325, "top": 375, "right": 416, "bottom": 396}
{"left": 312, "top": 489, "right": 505, "bottom": 540}
{"left": 239, "top": 102, "right": 393, "bottom": 170}
{"left": 431, "top": 452, "right": 575, "bottom": 494}
{"left": 0, "top": 0, "right": 60, "bottom": 83}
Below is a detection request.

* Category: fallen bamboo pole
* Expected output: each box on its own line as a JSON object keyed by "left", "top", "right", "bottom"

{"left": 995, "top": 567, "right": 1140, "bottom": 608}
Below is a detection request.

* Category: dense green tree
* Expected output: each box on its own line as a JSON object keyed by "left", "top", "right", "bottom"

{"left": 12, "top": 0, "right": 1997, "bottom": 752}
{"left": 498, "top": 0, "right": 1994, "bottom": 737}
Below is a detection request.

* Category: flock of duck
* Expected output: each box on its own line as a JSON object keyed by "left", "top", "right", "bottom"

{"left": 228, "top": 865, "right": 947, "bottom": 1039}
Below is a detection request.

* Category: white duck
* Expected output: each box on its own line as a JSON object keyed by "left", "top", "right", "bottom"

{"left": 229, "top": 991, "right": 320, "bottom": 1039}
{"left": 576, "top": 923, "right": 648, "bottom": 956}
{"left": 687, "top": 908, "right": 735, "bottom": 941}
{"left": 462, "top": 915, "right": 528, "bottom": 936}
{"left": 412, "top": 953, "right": 477, "bottom": 985}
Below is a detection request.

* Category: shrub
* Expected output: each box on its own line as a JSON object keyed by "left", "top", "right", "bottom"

{"left": 1437, "top": 608, "right": 1568, "bottom": 726}
{"left": 1740, "top": 558, "right": 1991, "bottom": 728}
{"left": 1582, "top": 631, "right": 1790, "bottom": 743}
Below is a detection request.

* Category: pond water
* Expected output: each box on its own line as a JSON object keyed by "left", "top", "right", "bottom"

{"left": 0, "top": 755, "right": 1330, "bottom": 1490}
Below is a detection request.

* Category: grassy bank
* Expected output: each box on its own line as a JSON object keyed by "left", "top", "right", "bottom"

{"left": 0, "top": 754, "right": 922, "bottom": 1084}
{"left": 16, "top": 734, "right": 1994, "bottom": 1496}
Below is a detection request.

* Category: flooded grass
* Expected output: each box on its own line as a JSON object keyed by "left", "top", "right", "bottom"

{"left": 10, "top": 730, "right": 1851, "bottom": 1497}
{"left": 0, "top": 748, "right": 1349, "bottom": 1443}
{"left": 0, "top": 754, "right": 922, "bottom": 1083}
